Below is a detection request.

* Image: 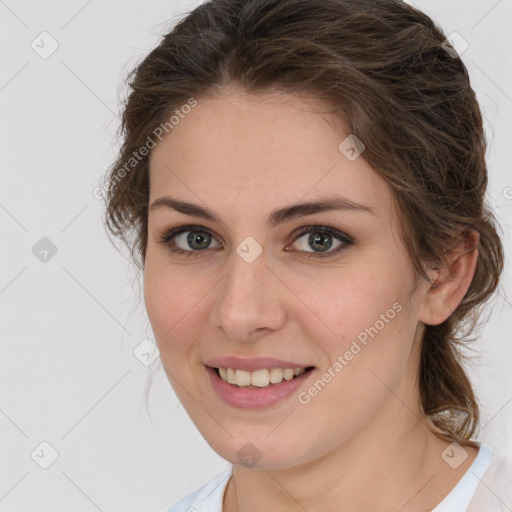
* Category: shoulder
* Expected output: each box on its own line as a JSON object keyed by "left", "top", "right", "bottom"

{"left": 469, "top": 444, "right": 512, "bottom": 511}
{"left": 165, "top": 469, "right": 232, "bottom": 512}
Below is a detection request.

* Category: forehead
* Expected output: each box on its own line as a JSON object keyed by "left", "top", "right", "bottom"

{"left": 148, "top": 89, "right": 393, "bottom": 219}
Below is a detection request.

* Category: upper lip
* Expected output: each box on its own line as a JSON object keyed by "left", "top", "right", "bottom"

{"left": 204, "top": 356, "right": 314, "bottom": 372}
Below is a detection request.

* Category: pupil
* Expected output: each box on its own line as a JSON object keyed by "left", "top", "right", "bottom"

{"left": 309, "top": 233, "right": 332, "bottom": 252}
{"left": 188, "top": 231, "right": 210, "bottom": 250}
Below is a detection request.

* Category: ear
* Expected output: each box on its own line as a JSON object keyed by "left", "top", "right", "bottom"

{"left": 418, "top": 229, "right": 480, "bottom": 326}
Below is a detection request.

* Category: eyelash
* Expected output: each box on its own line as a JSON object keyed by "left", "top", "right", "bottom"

{"left": 158, "top": 222, "right": 354, "bottom": 259}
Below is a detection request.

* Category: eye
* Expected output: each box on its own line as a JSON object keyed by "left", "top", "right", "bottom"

{"left": 159, "top": 223, "right": 221, "bottom": 257}
{"left": 287, "top": 224, "right": 353, "bottom": 258}
{"left": 158, "top": 222, "right": 353, "bottom": 259}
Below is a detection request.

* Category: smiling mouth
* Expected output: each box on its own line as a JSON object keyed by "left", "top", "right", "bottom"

{"left": 212, "top": 366, "right": 315, "bottom": 389}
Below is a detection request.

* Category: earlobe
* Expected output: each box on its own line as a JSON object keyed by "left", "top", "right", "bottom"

{"left": 418, "top": 229, "right": 480, "bottom": 326}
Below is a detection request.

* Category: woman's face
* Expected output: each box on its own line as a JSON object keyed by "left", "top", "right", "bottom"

{"left": 144, "top": 88, "right": 430, "bottom": 469}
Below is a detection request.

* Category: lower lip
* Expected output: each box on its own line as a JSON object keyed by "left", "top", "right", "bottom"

{"left": 205, "top": 365, "right": 315, "bottom": 409}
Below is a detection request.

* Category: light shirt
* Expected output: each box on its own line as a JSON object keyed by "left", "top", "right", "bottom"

{"left": 166, "top": 443, "right": 512, "bottom": 512}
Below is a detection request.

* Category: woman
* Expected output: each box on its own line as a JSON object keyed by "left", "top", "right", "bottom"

{"left": 103, "top": 0, "right": 512, "bottom": 510}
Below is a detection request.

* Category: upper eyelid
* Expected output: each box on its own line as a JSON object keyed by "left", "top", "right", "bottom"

{"left": 163, "top": 223, "right": 346, "bottom": 238}
{"left": 162, "top": 223, "right": 352, "bottom": 248}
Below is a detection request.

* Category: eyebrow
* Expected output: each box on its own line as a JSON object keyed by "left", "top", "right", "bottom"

{"left": 148, "top": 195, "right": 376, "bottom": 228}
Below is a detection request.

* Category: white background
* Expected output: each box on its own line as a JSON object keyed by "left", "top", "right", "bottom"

{"left": 0, "top": 1, "right": 511, "bottom": 511}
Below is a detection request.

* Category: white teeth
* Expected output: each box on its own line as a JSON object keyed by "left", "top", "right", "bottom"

{"left": 235, "top": 370, "right": 251, "bottom": 387}
{"left": 227, "top": 368, "right": 236, "bottom": 385}
{"left": 251, "top": 369, "right": 269, "bottom": 387}
{"left": 217, "top": 367, "right": 309, "bottom": 387}
{"left": 283, "top": 369, "right": 295, "bottom": 381}
{"left": 269, "top": 368, "right": 284, "bottom": 384}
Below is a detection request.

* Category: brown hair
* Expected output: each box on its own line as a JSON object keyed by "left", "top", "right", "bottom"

{"left": 103, "top": 0, "right": 504, "bottom": 444}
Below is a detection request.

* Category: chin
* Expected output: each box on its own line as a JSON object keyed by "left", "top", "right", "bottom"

{"left": 206, "top": 436, "right": 311, "bottom": 471}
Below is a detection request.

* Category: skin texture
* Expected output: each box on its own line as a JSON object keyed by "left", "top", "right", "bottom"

{"left": 144, "top": 87, "right": 480, "bottom": 511}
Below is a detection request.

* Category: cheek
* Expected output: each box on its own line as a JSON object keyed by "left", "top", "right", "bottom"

{"left": 298, "top": 266, "right": 408, "bottom": 344}
{"left": 143, "top": 262, "right": 201, "bottom": 349}
{"left": 143, "top": 263, "right": 169, "bottom": 337}
{"left": 295, "top": 261, "right": 419, "bottom": 398}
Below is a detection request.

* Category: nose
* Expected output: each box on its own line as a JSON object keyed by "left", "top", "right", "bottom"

{"left": 209, "top": 252, "right": 287, "bottom": 342}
